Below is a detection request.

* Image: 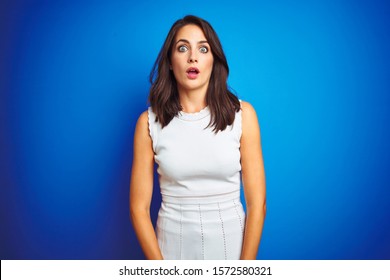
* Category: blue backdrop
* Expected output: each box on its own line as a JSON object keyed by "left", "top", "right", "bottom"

{"left": 1, "top": 0, "right": 389, "bottom": 259}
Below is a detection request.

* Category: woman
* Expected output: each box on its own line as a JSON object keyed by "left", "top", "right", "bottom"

{"left": 130, "top": 15, "right": 266, "bottom": 260}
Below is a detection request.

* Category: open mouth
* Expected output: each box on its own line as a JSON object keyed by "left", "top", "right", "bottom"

{"left": 186, "top": 67, "right": 200, "bottom": 79}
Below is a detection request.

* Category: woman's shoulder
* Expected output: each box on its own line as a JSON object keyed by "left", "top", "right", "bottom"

{"left": 135, "top": 108, "right": 160, "bottom": 147}
{"left": 239, "top": 100, "right": 257, "bottom": 118}
{"left": 239, "top": 100, "right": 260, "bottom": 133}
{"left": 133, "top": 109, "right": 154, "bottom": 156}
{"left": 136, "top": 110, "right": 149, "bottom": 126}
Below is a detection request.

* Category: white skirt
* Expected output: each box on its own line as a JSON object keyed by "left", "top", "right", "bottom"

{"left": 156, "top": 193, "right": 246, "bottom": 260}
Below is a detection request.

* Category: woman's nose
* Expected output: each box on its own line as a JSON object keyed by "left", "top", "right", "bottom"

{"left": 188, "top": 50, "right": 198, "bottom": 63}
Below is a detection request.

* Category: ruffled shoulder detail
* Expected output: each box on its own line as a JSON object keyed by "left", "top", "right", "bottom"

{"left": 147, "top": 107, "right": 161, "bottom": 152}
{"left": 234, "top": 100, "right": 243, "bottom": 141}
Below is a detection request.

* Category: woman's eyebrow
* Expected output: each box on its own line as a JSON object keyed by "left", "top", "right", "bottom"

{"left": 175, "top": 39, "right": 209, "bottom": 45}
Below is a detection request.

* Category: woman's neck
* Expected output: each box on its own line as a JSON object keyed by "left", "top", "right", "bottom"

{"left": 178, "top": 87, "right": 208, "bottom": 113}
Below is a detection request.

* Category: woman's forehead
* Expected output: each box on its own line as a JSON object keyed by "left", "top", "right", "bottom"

{"left": 175, "top": 24, "right": 207, "bottom": 42}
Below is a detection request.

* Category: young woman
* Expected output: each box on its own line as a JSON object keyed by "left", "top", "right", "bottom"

{"left": 130, "top": 15, "right": 266, "bottom": 260}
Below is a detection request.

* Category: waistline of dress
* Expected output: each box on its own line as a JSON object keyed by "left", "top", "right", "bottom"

{"left": 161, "top": 190, "right": 240, "bottom": 205}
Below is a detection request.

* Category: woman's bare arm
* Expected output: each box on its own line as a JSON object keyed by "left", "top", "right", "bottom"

{"left": 129, "top": 111, "right": 163, "bottom": 260}
{"left": 239, "top": 101, "right": 267, "bottom": 260}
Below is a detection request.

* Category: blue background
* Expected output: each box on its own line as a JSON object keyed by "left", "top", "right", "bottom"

{"left": 1, "top": 0, "right": 389, "bottom": 259}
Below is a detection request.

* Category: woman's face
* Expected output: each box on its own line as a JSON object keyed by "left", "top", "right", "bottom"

{"left": 170, "top": 24, "right": 214, "bottom": 94}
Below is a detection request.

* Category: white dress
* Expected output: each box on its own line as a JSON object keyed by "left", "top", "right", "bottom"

{"left": 148, "top": 105, "right": 245, "bottom": 260}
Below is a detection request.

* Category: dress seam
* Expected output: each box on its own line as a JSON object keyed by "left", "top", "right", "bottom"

{"left": 179, "top": 204, "right": 183, "bottom": 260}
{"left": 218, "top": 202, "right": 228, "bottom": 260}
{"left": 198, "top": 204, "right": 205, "bottom": 260}
{"left": 233, "top": 199, "right": 244, "bottom": 233}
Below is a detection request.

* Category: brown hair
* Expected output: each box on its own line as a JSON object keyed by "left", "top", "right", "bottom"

{"left": 148, "top": 15, "right": 240, "bottom": 132}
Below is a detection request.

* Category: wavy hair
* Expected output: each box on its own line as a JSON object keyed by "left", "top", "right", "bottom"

{"left": 148, "top": 15, "right": 240, "bottom": 132}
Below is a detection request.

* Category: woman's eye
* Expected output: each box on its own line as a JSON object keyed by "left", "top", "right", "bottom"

{"left": 199, "top": 46, "right": 208, "bottom": 53}
{"left": 178, "top": 45, "right": 188, "bottom": 52}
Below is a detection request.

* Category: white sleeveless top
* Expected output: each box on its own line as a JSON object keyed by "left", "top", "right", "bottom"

{"left": 148, "top": 105, "right": 242, "bottom": 204}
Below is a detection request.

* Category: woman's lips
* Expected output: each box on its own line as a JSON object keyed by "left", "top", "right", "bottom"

{"left": 186, "top": 67, "right": 199, "bottom": 79}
